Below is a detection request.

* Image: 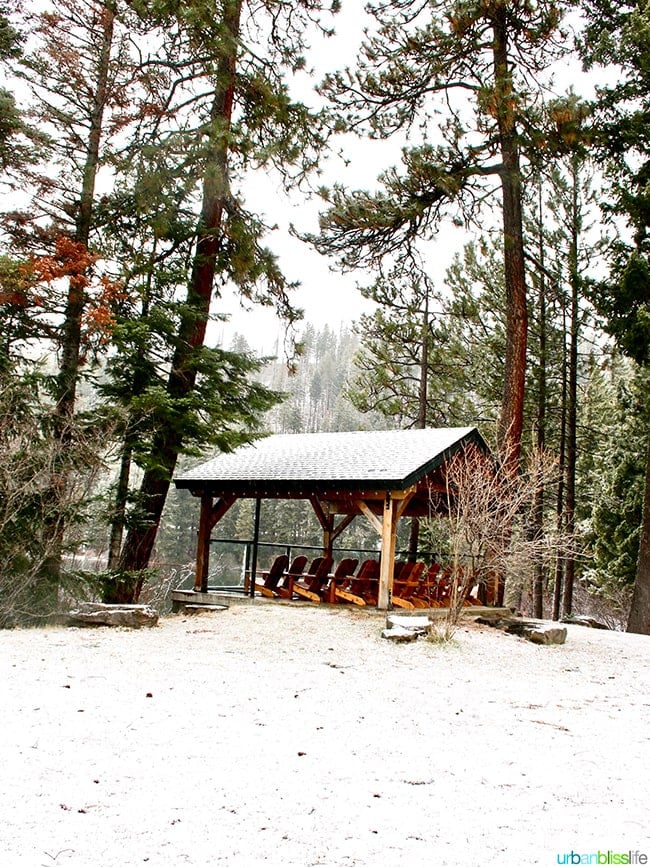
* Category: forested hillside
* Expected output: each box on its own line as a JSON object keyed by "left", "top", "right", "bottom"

{"left": 1, "top": 1, "right": 649, "bottom": 631}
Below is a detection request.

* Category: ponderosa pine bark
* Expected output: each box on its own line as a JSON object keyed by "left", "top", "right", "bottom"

{"left": 493, "top": 7, "right": 528, "bottom": 474}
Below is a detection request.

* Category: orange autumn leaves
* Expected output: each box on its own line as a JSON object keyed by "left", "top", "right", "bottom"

{"left": 9, "top": 235, "right": 128, "bottom": 344}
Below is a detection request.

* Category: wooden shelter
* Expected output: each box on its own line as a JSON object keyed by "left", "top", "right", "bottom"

{"left": 173, "top": 426, "right": 490, "bottom": 610}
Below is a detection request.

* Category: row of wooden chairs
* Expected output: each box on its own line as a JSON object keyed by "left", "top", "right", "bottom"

{"left": 253, "top": 554, "right": 359, "bottom": 604}
{"left": 252, "top": 555, "right": 484, "bottom": 609}
{"left": 392, "top": 561, "right": 485, "bottom": 609}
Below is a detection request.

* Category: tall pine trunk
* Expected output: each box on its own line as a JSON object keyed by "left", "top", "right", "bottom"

{"left": 532, "top": 184, "right": 547, "bottom": 619}
{"left": 118, "top": 0, "right": 243, "bottom": 580}
{"left": 552, "top": 301, "right": 568, "bottom": 620}
{"left": 493, "top": 11, "right": 528, "bottom": 478}
{"left": 561, "top": 157, "right": 580, "bottom": 617}
{"left": 492, "top": 11, "right": 528, "bottom": 607}
{"left": 42, "top": 1, "right": 116, "bottom": 588}
{"left": 107, "top": 437, "right": 133, "bottom": 571}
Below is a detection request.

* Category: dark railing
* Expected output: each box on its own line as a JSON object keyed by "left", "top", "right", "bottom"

{"left": 177, "top": 538, "right": 436, "bottom": 594}
{"left": 175, "top": 538, "right": 382, "bottom": 593}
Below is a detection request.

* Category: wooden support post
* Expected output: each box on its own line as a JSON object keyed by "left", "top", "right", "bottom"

{"left": 195, "top": 492, "right": 213, "bottom": 592}
{"left": 378, "top": 492, "right": 398, "bottom": 611}
{"left": 250, "top": 497, "right": 262, "bottom": 598}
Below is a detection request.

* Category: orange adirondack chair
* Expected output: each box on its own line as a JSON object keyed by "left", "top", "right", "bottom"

{"left": 292, "top": 555, "right": 334, "bottom": 602}
{"left": 412, "top": 562, "right": 441, "bottom": 607}
{"left": 323, "top": 557, "right": 360, "bottom": 604}
{"left": 348, "top": 559, "right": 380, "bottom": 605}
{"left": 392, "top": 561, "right": 426, "bottom": 609}
{"left": 253, "top": 554, "right": 290, "bottom": 598}
{"left": 275, "top": 555, "right": 309, "bottom": 599}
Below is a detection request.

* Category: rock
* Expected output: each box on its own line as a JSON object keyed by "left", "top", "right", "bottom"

{"left": 525, "top": 624, "right": 567, "bottom": 645}
{"left": 382, "top": 613, "right": 432, "bottom": 642}
{"left": 562, "top": 615, "right": 609, "bottom": 630}
{"left": 386, "top": 614, "right": 431, "bottom": 632}
{"left": 381, "top": 625, "right": 421, "bottom": 642}
{"left": 475, "top": 616, "right": 567, "bottom": 645}
{"left": 67, "top": 603, "right": 159, "bottom": 629}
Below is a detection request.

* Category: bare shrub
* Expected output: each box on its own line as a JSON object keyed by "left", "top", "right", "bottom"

{"left": 0, "top": 372, "right": 106, "bottom": 627}
{"left": 425, "top": 444, "right": 567, "bottom": 641}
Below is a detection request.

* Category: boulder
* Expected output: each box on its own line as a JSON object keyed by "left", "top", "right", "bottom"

{"left": 525, "top": 624, "right": 567, "bottom": 645}
{"left": 382, "top": 613, "right": 432, "bottom": 642}
{"left": 476, "top": 616, "right": 567, "bottom": 645}
{"left": 67, "top": 602, "right": 159, "bottom": 629}
{"left": 381, "top": 625, "right": 421, "bottom": 643}
{"left": 386, "top": 613, "right": 431, "bottom": 633}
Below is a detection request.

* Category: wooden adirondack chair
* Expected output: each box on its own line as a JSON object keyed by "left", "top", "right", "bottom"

{"left": 348, "top": 558, "right": 380, "bottom": 605}
{"left": 411, "top": 562, "right": 441, "bottom": 607}
{"left": 253, "top": 554, "right": 290, "bottom": 598}
{"left": 292, "top": 555, "right": 334, "bottom": 602}
{"left": 274, "top": 555, "right": 308, "bottom": 599}
{"left": 323, "top": 557, "right": 360, "bottom": 604}
{"left": 392, "top": 561, "right": 426, "bottom": 609}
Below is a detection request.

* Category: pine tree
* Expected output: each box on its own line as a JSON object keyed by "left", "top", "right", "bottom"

{"left": 587, "top": 361, "right": 649, "bottom": 601}
{"left": 0, "top": 0, "right": 142, "bottom": 591}
{"left": 0, "top": 2, "right": 47, "bottom": 179}
{"left": 345, "top": 264, "right": 476, "bottom": 430}
{"left": 546, "top": 153, "right": 599, "bottom": 617}
{"left": 116, "top": 0, "right": 332, "bottom": 578}
{"left": 579, "top": 0, "right": 650, "bottom": 633}
{"left": 312, "top": 0, "right": 570, "bottom": 472}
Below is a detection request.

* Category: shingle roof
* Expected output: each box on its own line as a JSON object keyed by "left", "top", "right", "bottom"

{"left": 174, "top": 427, "right": 487, "bottom": 494}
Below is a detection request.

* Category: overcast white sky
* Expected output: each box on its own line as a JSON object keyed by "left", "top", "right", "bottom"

{"left": 212, "top": 8, "right": 385, "bottom": 353}
{"left": 212, "top": 136, "right": 469, "bottom": 355}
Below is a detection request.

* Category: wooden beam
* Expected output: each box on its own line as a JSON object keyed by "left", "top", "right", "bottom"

{"left": 331, "top": 512, "right": 356, "bottom": 542}
{"left": 309, "top": 495, "right": 329, "bottom": 530}
{"left": 355, "top": 499, "right": 382, "bottom": 535}
{"left": 309, "top": 497, "right": 355, "bottom": 552}
{"left": 309, "top": 496, "right": 334, "bottom": 554}
{"left": 395, "top": 490, "right": 416, "bottom": 520}
{"left": 209, "top": 494, "right": 236, "bottom": 529}
{"left": 249, "top": 497, "right": 262, "bottom": 598}
{"left": 194, "top": 493, "right": 237, "bottom": 592}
